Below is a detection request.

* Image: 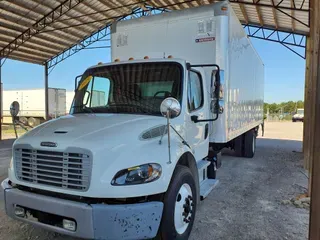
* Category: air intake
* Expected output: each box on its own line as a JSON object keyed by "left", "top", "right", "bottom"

{"left": 54, "top": 131, "right": 68, "bottom": 134}
{"left": 140, "top": 125, "right": 168, "bottom": 140}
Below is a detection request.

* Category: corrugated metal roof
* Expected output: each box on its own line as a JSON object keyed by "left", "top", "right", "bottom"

{"left": 0, "top": 0, "right": 310, "bottom": 65}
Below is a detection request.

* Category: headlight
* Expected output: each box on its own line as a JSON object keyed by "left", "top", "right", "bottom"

{"left": 111, "top": 163, "right": 162, "bottom": 185}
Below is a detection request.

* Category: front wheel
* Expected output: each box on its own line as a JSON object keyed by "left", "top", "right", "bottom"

{"left": 158, "top": 165, "right": 197, "bottom": 240}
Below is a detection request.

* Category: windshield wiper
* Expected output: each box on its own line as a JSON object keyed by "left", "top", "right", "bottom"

{"left": 107, "top": 103, "right": 153, "bottom": 114}
{"left": 71, "top": 105, "right": 95, "bottom": 113}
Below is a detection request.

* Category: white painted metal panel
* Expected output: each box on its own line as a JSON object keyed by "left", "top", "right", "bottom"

{"left": 226, "top": 8, "right": 264, "bottom": 142}
{"left": 111, "top": 2, "right": 263, "bottom": 143}
{"left": 66, "top": 91, "right": 75, "bottom": 114}
{"left": 3, "top": 88, "right": 67, "bottom": 118}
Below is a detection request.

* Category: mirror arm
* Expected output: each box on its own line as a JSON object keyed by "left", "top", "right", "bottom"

{"left": 166, "top": 110, "right": 172, "bottom": 164}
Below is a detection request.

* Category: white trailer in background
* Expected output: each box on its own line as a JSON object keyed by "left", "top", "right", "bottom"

{"left": 2, "top": 2, "right": 264, "bottom": 240}
{"left": 3, "top": 88, "right": 67, "bottom": 126}
{"left": 66, "top": 91, "right": 75, "bottom": 114}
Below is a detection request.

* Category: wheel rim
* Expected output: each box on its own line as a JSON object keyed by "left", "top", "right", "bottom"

{"left": 174, "top": 183, "right": 194, "bottom": 234}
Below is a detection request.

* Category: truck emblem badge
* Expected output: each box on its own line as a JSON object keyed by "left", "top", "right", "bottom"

{"left": 40, "top": 142, "right": 57, "bottom": 147}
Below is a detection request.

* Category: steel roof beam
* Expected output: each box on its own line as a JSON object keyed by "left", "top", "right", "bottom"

{"left": 242, "top": 22, "right": 308, "bottom": 35}
{"left": 244, "top": 25, "right": 306, "bottom": 58}
{"left": 226, "top": 0, "right": 309, "bottom": 11}
{"left": 254, "top": 0, "right": 264, "bottom": 26}
{"left": 291, "top": 0, "right": 296, "bottom": 32}
{"left": 238, "top": 0, "right": 249, "bottom": 24}
{"left": 0, "top": 40, "right": 55, "bottom": 59}
{"left": 270, "top": 0, "right": 279, "bottom": 29}
{"left": 0, "top": 0, "right": 85, "bottom": 62}
{"left": 0, "top": 23, "right": 71, "bottom": 50}
{"left": 0, "top": 7, "right": 82, "bottom": 44}
{"left": 30, "top": 0, "right": 94, "bottom": 38}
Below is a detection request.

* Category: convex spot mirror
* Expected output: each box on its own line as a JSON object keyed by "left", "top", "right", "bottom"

{"left": 160, "top": 97, "right": 181, "bottom": 119}
{"left": 10, "top": 101, "right": 20, "bottom": 117}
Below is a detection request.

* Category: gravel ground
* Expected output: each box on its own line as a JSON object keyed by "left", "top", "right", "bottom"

{"left": 0, "top": 122, "right": 309, "bottom": 240}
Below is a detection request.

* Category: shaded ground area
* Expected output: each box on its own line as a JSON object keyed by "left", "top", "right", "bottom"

{"left": 0, "top": 122, "right": 308, "bottom": 240}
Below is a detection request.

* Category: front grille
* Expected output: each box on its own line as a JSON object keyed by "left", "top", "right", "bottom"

{"left": 15, "top": 148, "right": 92, "bottom": 191}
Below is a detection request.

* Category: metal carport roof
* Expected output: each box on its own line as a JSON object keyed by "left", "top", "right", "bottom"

{"left": 0, "top": 0, "right": 310, "bottom": 66}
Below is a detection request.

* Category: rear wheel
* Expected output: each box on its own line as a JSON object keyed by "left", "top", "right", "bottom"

{"left": 243, "top": 129, "right": 256, "bottom": 158}
{"left": 159, "top": 165, "right": 197, "bottom": 240}
{"left": 234, "top": 134, "right": 244, "bottom": 157}
{"left": 28, "top": 117, "right": 40, "bottom": 127}
{"left": 19, "top": 117, "right": 28, "bottom": 125}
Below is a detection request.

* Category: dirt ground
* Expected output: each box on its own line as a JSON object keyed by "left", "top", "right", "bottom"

{"left": 0, "top": 122, "right": 308, "bottom": 240}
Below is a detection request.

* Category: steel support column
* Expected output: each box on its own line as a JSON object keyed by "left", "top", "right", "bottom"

{"left": 308, "top": 0, "right": 320, "bottom": 238}
{"left": 44, "top": 62, "right": 49, "bottom": 120}
{"left": 0, "top": 59, "right": 2, "bottom": 140}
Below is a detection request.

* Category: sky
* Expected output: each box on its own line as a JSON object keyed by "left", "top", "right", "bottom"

{"left": 1, "top": 38, "right": 306, "bottom": 104}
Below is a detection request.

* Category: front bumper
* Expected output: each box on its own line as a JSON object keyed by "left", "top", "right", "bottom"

{"left": 2, "top": 179, "right": 163, "bottom": 240}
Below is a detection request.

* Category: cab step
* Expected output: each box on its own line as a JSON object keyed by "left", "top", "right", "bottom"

{"left": 197, "top": 160, "right": 211, "bottom": 185}
{"left": 200, "top": 179, "right": 219, "bottom": 200}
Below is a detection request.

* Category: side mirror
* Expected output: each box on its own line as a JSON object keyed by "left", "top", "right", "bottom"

{"left": 83, "top": 91, "right": 91, "bottom": 106}
{"left": 160, "top": 97, "right": 181, "bottom": 119}
{"left": 10, "top": 101, "right": 20, "bottom": 117}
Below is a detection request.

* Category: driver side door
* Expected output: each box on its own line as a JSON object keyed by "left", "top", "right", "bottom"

{"left": 185, "top": 70, "right": 210, "bottom": 161}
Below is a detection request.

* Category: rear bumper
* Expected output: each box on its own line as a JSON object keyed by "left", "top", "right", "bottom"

{"left": 2, "top": 178, "right": 163, "bottom": 240}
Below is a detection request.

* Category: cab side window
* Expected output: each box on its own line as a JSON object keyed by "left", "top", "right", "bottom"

{"left": 188, "top": 71, "right": 203, "bottom": 111}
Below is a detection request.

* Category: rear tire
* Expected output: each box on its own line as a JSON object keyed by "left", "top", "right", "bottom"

{"left": 158, "top": 165, "right": 197, "bottom": 240}
{"left": 243, "top": 129, "right": 256, "bottom": 158}
{"left": 28, "top": 117, "right": 40, "bottom": 127}
{"left": 19, "top": 117, "right": 28, "bottom": 125}
{"left": 234, "top": 134, "right": 244, "bottom": 157}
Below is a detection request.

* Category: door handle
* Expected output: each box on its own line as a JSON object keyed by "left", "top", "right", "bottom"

{"left": 191, "top": 115, "right": 199, "bottom": 123}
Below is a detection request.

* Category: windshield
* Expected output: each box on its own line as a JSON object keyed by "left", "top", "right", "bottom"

{"left": 71, "top": 62, "right": 182, "bottom": 116}
{"left": 297, "top": 109, "right": 304, "bottom": 115}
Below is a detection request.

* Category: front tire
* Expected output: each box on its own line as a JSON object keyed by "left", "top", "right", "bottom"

{"left": 159, "top": 165, "right": 197, "bottom": 240}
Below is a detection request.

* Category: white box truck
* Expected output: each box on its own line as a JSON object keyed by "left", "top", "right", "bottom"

{"left": 3, "top": 88, "right": 67, "bottom": 126}
{"left": 2, "top": 2, "right": 264, "bottom": 239}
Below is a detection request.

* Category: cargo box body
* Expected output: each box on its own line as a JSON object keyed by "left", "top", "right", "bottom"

{"left": 111, "top": 2, "right": 264, "bottom": 143}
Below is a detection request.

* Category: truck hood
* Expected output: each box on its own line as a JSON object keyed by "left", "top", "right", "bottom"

{"left": 16, "top": 114, "right": 166, "bottom": 151}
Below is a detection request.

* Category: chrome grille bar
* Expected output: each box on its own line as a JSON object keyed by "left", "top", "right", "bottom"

{"left": 15, "top": 148, "right": 92, "bottom": 191}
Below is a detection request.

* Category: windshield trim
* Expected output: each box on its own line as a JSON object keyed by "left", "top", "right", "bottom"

{"left": 72, "top": 61, "right": 185, "bottom": 117}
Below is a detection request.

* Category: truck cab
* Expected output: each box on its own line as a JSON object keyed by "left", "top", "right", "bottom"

{"left": 2, "top": 58, "right": 218, "bottom": 239}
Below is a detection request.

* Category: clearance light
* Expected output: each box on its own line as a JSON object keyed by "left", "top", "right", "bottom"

{"left": 114, "top": 58, "right": 120, "bottom": 62}
{"left": 168, "top": 55, "right": 173, "bottom": 58}
{"left": 128, "top": 57, "right": 134, "bottom": 60}
{"left": 221, "top": 6, "right": 228, "bottom": 11}
{"left": 97, "top": 62, "right": 103, "bottom": 65}
{"left": 144, "top": 56, "right": 149, "bottom": 59}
